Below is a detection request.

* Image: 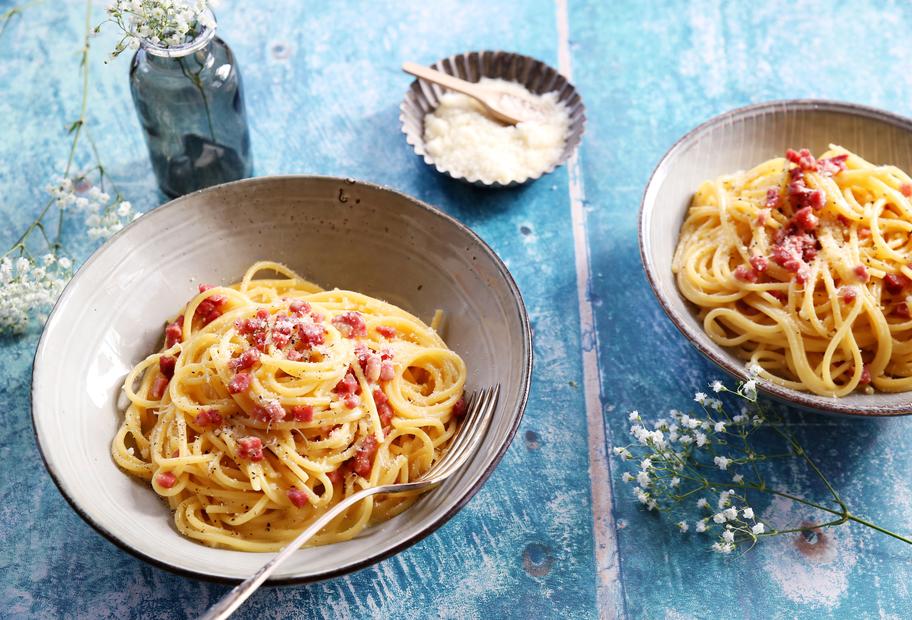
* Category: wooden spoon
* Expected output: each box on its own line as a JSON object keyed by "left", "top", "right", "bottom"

{"left": 402, "top": 61, "right": 547, "bottom": 125}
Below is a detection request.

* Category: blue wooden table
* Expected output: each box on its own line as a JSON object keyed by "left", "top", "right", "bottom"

{"left": 2, "top": 1, "right": 912, "bottom": 618}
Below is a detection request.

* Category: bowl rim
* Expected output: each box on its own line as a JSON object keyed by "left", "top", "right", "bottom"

{"left": 638, "top": 98, "right": 912, "bottom": 417}
{"left": 31, "top": 174, "right": 534, "bottom": 584}
{"left": 398, "top": 49, "right": 587, "bottom": 188}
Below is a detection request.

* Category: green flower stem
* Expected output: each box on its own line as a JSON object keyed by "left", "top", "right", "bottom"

{"left": 6, "top": 0, "right": 92, "bottom": 258}
{"left": 53, "top": 0, "right": 94, "bottom": 253}
{"left": 769, "top": 423, "right": 848, "bottom": 512}
{"left": 0, "top": 1, "right": 40, "bottom": 43}
{"left": 845, "top": 513, "right": 912, "bottom": 544}
{"left": 178, "top": 56, "right": 216, "bottom": 142}
{"left": 4, "top": 197, "right": 56, "bottom": 258}
{"left": 701, "top": 478, "right": 912, "bottom": 545}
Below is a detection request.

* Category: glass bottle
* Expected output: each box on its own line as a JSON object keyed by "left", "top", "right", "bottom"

{"left": 129, "top": 12, "right": 253, "bottom": 198}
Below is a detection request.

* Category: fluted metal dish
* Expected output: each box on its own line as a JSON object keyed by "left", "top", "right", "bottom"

{"left": 400, "top": 50, "right": 586, "bottom": 188}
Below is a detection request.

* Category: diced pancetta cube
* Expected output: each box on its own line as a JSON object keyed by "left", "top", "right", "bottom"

{"left": 159, "top": 355, "right": 177, "bottom": 379}
{"left": 287, "top": 487, "right": 309, "bottom": 508}
{"left": 352, "top": 436, "right": 379, "bottom": 477}
{"left": 237, "top": 436, "right": 264, "bottom": 461}
{"left": 228, "top": 371, "right": 252, "bottom": 394}
{"left": 332, "top": 312, "right": 367, "bottom": 338}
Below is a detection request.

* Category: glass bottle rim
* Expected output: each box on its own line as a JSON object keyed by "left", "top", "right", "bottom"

{"left": 140, "top": 9, "right": 217, "bottom": 58}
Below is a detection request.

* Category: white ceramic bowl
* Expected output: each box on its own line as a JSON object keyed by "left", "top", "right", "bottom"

{"left": 32, "top": 176, "right": 532, "bottom": 582}
{"left": 639, "top": 100, "right": 912, "bottom": 417}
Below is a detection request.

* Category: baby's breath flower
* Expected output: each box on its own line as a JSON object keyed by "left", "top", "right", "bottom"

{"left": 613, "top": 447, "right": 632, "bottom": 460}
{"left": 105, "top": 0, "right": 213, "bottom": 58}
{"left": 15, "top": 256, "right": 29, "bottom": 275}
{"left": 747, "top": 363, "right": 762, "bottom": 377}
{"left": 0, "top": 257, "right": 12, "bottom": 283}
{"left": 712, "top": 541, "right": 735, "bottom": 554}
{"left": 615, "top": 376, "right": 912, "bottom": 557}
{"left": 0, "top": 254, "right": 73, "bottom": 333}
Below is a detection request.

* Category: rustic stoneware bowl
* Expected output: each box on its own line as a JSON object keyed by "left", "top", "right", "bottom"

{"left": 400, "top": 50, "right": 586, "bottom": 188}
{"left": 32, "top": 176, "right": 532, "bottom": 582}
{"left": 639, "top": 99, "right": 912, "bottom": 417}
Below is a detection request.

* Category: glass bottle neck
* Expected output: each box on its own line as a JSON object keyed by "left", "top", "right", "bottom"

{"left": 138, "top": 14, "right": 218, "bottom": 68}
{"left": 142, "top": 41, "right": 216, "bottom": 70}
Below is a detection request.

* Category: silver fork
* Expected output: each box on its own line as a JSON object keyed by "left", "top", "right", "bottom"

{"left": 199, "top": 385, "right": 500, "bottom": 620}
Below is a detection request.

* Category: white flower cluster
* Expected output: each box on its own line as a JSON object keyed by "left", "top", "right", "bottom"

{"left": 47, "top": 177, "right": 139, "bottom": 240}
{"left": 106, "top": 0, "right": 214, "bottom": 57}
{"left": 614, "top": 377, "right": 773, "bottom": 555}
{"left": 694, "top": 489, "right": 766, "bottom": 554}
{"left": 0, "top": 254, "right": 73, "bottom": 333}
{"left": 1, "top": 177, "right": 143, "bottom": 334}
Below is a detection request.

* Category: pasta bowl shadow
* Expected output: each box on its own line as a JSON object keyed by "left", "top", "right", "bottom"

{"left": 30, "top": 176, "right": 532, "bottom": 582}
{"left": 639, "top": 99, "right": 912, "bottom": 417}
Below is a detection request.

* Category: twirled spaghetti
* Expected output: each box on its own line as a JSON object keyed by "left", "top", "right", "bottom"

{"left": 673, "top": 146, "right": 912, "bottom": 397}
{"left": 112, "top": 261, "right": 467, "bottom": 551}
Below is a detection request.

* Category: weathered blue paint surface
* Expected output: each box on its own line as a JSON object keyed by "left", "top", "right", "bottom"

{"left": 1, "top": 1, "right": 593, "bottom": 619}
{"left": 572, "top": 0, "right": 912, "bottom": 618}
{"left": 2, "top": 0, "right": 912, "bottom": 618}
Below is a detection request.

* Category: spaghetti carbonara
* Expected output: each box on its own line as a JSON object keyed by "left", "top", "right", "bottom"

{"left": 673, "top": 146, "right": 912, "bottom": 397}
{"left": 113, "top": 261, "right": 467, "bottom": 551}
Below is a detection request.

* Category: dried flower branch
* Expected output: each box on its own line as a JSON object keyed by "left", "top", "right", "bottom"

{"left": 103, "top": 0, "right": 214, "bottom": 58}
{"left": 614, "top": 366, "right": 912, "bottom": 554}
{"left": 1, "top": 1, "right": 138, "bottom": 334}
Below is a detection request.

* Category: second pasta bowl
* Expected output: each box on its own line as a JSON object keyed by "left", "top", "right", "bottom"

{"left": 640, "top": 99, "right": 912, "bottom": 416}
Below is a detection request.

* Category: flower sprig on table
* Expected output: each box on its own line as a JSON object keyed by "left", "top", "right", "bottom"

{"left": 104, "top": 0, "right": 214, "bottom": 58}
{"left": 1, "top": 1, "right": 139, "bottom": 334}
{"left": 614, "top": 366, "right": 912, "bottom": 554}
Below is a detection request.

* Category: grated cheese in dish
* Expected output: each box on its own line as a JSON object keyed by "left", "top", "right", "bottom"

{"left": 422, "top": 78, "right": 570, "bottom": 184}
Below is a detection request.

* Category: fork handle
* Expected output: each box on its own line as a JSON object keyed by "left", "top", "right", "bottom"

{"left": 198, "top": 485, "right": 381, "bottom": 620}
